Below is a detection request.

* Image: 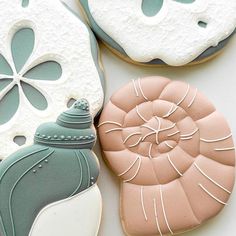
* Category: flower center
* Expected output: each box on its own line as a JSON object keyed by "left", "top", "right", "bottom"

{"left": 13, "top": 74, "right": 22, "bottom": 84}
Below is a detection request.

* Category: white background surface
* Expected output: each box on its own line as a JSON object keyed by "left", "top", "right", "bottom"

{"left": 65, "top": 1, "right": 236, "bottom": 235}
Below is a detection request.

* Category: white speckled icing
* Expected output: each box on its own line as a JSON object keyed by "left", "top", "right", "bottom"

{"left": 29, "top": 185, "right": 102, "bottom": 236}
{"left": 88, "top": 0, "right": 236, "bottom": 66}
{"left": 0, "top": 0, "right": 104, "bottom": 159}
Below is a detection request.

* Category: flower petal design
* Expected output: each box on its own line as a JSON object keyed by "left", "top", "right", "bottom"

{"left": 23, "top": 61, "right": 62, "bottom": 81}
{"left": 20, "top": 81, "right": 48, "bottom": 110}
{"left": 22, "top": 0, "right": 29, "bottom": 7}
{"left": 11, "top": 28, "right": 35, "bottom": 73}
{"left": 174, "top": 0, "right": 195, "bottom": 3}
{"left": 142, "top": 0, "right": 163, "bottom": 16}
{"left": 0, "top": 79, "right": 12, "bottom": 92}
{"left": 0, "top": 85, "right": 19, "bottom": 125}
{"left": 0, "top": 54, "right": 13, "bottom": 76}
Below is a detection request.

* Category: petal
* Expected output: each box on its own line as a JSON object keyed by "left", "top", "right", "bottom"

{"left": 20, "top": 81, "right": 48, "bottom": 110}
{"left": 23, "top": 61, "right": 62, "bottom": 81}
{"left": 174, "top": 0, "right": 195, "bottom": 3}
{"left": 11, "top": 28, "right": 35, "bottom": 73}
{"left": 142, "top": 0, "right": 163, "bottom": 16}
{"left": 0, "top": 54, "right": 13, "bottom": 75}
{"left": 0, "top": 79, "right": 12, "bottom": 92}
{"left": 0, "top": 85, "right": 19, "bottom": 125}
{"left": 22, "top": 0, "right": 29, "bottom": 7}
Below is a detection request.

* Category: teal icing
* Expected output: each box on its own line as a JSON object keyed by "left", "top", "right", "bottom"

{"left": 0, "top": 99, "right": 100, "bottom": 236}
{"left": 79, "top": 0, "right": 235, "bottom": 65}
{"left": 21, "top": 0, "right": 29, "bottom": 8}
{"left": 61, "top": 1, "right": 105, "bottom": 92}
{"left": 0, "top": 27, "right": 62, "bottom": 124}
{"left": 23, "top": 61, "right": 62, "bottom": 81}
{"left": 11, "top": 28, "right": 34, "bottom": 73}
{"left": 0, "top": 55, "right": 13, "bottom": 75}
{"left": 142, "top": 0, "right": 164, "bottom": 17}
{"left": 20, "top": 81, "right": 48, "bottom": 110}
{"left": 0, "top": 85, "right": 19, "bottom": 125}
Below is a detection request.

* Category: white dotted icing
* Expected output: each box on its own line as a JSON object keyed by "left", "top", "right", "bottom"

{"left": 88, "top": 0, "right": 236, "bottom": 65}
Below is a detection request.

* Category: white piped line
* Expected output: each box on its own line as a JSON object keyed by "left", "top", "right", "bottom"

{"left": 124, "top": 156, "right": 142, "bottom": 183}
{"left": 138, "top": 78, "right": 148, "bottom": 100}
{"left": 188, "top": 88, "right": 198, "bottom": 108}
{"left": 132, "top": 79, "right": 139, "bottom": 97}
{"left": 160, "top": 186, "right": 174, "bottom": 235}
{"left": 180, "top": 128, "right": 199, "bottom": 137}
{"left": 180, "top": 137, "right": 193, "bottom": 141}
{"left": 142, "top": 131, "right": 155, "bottom": 142}
{"left": 167, "top": 154, "right": 183, "bottom": 177}
{"left": 105, "top": 128, "right": 123, "bottom": 134}
{"left": 167, "top": 130, "right": 180, "bottom": 137}
{"left": 194, "top": 163, "right": 231, "bottom": 194}
{"left": 98, "top": 121, "right": 122, "bottom": 128}
{"left": 199, "top": 184, "right": 228, "bottom": 205}
{"left": 214, "top": 147, "right": 235, "bottom": 152}
{"left": 118, "top": 156, "right": 139, "bottom": 177}
{"left": 200, "top": 134, "right": 232, "bottom": 143}
{"left": 165, "top": 142, "right": 174, "bottom": 149}
{"left": 123, "top": 132, "right": 141, "bottom": 144}
{"left": 160, "top": 123, "right": 176, "bottom": 133}
{"left": 136, "top": 106, "right": 148, "bottom": 123}
{"left": 129, "top": 137, "right": 142, "bottom": 148}
{"left": 153, "top": 198, "right": 163, "bottom": 236}
{"left": 177, "top": 84, "right": 190, "bottom": 106}
{"left": 163, "top": 104, "right": 175, "bottom": 118}
{"left": 148, "top": 143, "right": 153, "bottom": 159}
{"left": 141, "top": 186, "right": 148, "bottom": 221}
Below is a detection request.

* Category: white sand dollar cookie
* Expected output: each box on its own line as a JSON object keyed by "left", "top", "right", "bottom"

{"left": 0, "top": 0, "right": 104, "bottom": 159}
{"left": 80, "top": 0, "right": 236, "bottom": 66}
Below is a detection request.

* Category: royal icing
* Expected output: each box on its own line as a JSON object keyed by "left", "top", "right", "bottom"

{"left": 98, "top": 77, "right": 235, "bottom": 235}
{"left": 0, "top": 100, "right": 102, "bottom": 236}
{"left": 0, "top": 0, "right": 104, "bottom": 159}
{"left": 87, "top": 0, "right": 236, "bottom": 65}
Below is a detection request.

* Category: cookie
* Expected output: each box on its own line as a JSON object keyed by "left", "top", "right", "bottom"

{"left": 0, "top": 99, "right": 101, "bottom": 236}
{"left": 79, "top": 0, "right": 236, "bottom": 66}
{"left": 0, "top": 0, "right": 104, "bottom": 159}
{"left": 98, "top": 77, "right": 235, "bottom": 236}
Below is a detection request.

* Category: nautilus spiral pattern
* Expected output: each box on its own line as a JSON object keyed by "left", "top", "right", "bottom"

{"left": 98, "top": 77, "right": 235, "bottom": 236}
{"left": 0, "top": 99, "right": 100, "bottom": 236}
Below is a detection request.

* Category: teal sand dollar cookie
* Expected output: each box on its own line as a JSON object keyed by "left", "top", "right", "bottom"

{"left": 0, "top": 99, "right": 102, "bottom": 236}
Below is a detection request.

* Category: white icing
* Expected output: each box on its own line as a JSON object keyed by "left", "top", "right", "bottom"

{"left": 29, "top": 185, "right": 102, "bottom": 236}
{"left": 153, "top": 198, "right": 163, "bottom": 236}
{"left": 0, "top": 0, "right": 104, "bottom": 159}
{"left": 140, "top": 186, "right": 148, "bottom": 221}
{"left": 198, "top": 184, "right": 227, "bottom": 205}
{"left": 88, "top": 0, "right": 236, "bottom": 65}
{"left": 160, "top": 186, "right": 173, "bottom": 235}
{"left": 167, "top": 153, "right": 183, "bottom": 177}
{"left": 194, "top": 163, "right": 231, "bottom": 194}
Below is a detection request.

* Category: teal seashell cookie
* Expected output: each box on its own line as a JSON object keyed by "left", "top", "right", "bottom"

{"left": 0, "top": 99, "right": 101, "bottom": 236}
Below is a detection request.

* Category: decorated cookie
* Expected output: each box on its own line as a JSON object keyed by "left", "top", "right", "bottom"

{"left": 0, "top": 99, "right": 101, "bottom": 236}
{"left": 80, "top": 0, "right": 236, "bottom": 66}
{"left": 98, "top": 77, "right": 235, "bottom": 235}
{"left": 0, "top": 0, "right": 104, "bottom": 159}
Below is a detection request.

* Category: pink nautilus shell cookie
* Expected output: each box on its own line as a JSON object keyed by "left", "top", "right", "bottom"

{"left": 98, "top": 77, "right": 235, "bottom": 236}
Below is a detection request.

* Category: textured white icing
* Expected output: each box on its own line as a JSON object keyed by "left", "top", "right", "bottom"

{"left": 0, "top": 0, "right": 104, "bottom": 159}
{"left": 88, "top": 0, "right": 236, "bottom": 65}
{"left": 29, "top": 185, "right": 102, "bottom": 236}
